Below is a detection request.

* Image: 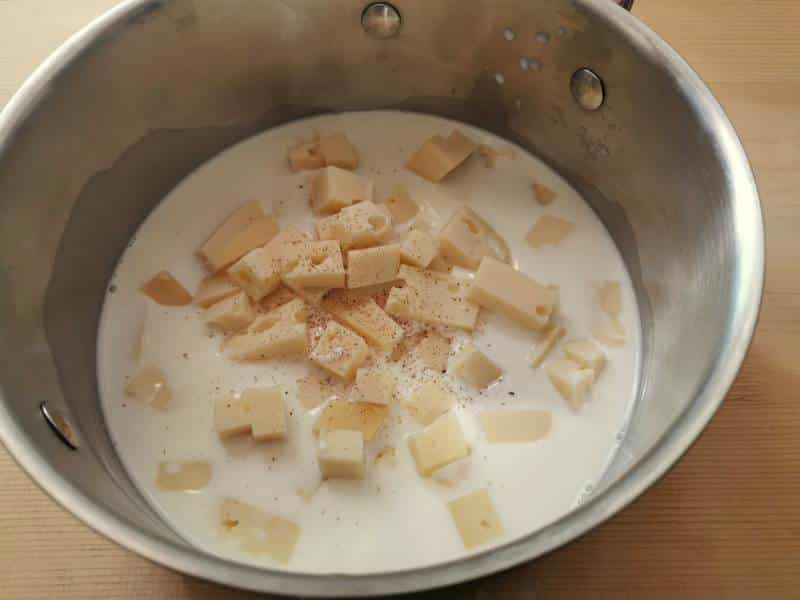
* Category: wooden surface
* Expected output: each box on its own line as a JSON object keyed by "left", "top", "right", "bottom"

{"left": 1, "top": 1, "right": 798, "bottom": 598}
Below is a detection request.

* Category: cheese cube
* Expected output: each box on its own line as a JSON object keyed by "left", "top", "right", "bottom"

{"left": 427, "top": 254, "right": 453, "bottom": 273}
{"left": 204, "top": 291, "right": 256, "bottom": 333}
{"left": 228, "top": 228, "right": 308, "bottom": 300}
{"left": 546, "top": 358, "right": 594, "bottom": 410}
{"left": 194, "top": 275, "right": 240, "bottom": 308}
{"left": 313, "top": 400, "right": 389, "bottom": 441}
{"left": 406, "top": 130, "right": 477, "bottom": 182}
{"left": 480, "top": 410, "right": 552, "bottom": 443}
{"left": 316, "top": 201, "right": 393, "bottom": 251}
{"left": 451, "top": 345, "right": 503, "bottom": 389}
{"left": 198, "top": 201, "right": 279, "bottom": 272}
{"left": 288, "top": 140, "right": 325, "bottom": 172}
{"left": 529, "top": 325, "right": 565, "bottom": 368}
{"left": 407, "top": 413, "right": 470, "bottom": 477}
{"left": 226, "top": 299, "right": 308, "bottom": 361}
{"left": 318, "top": 429, "right": 364, "bottom": 479}
{"left": 214, "top": 395, "right": 252, "bottom": 438}
{"left": 438, "top": 207, "right": 499, "bottom": 269}
{"left": 415, "top": 331, "right": 450, "bottom": 372}
{"left": 260, "top": 285, "right": 296, "bottom": 312}
{"left": 322, "top": 290, "right": 404, "bottom": 350}
{"left": 125, "top": 366, "right": 171, "bottom": 409}
{"left": 383, "top": 185, "right": 418, "bottom": 223}
{"left": 532, "top": 182, "right": 557, "bottom": 205}
{"left": 251, "top": 298, "right": 308, "bottom": 332}
{"left": 525, "top": 215, "right": 576, "bottom": 249}
{"left": 351, "top": 368, "right": 395, "bottom": 405}
{"left": 447, "top": 489, "right": 503, "bottom": 549}
{"left": 347, "top": 244, "right": 401, "bottom": 289}
{"left": 596, "top": 281, "right": 622, "bottom": 317}
{"left": 214, "top": 386, "right": 287, "bottom": 441}
{"left": 141, "top": 271, "right": 192, "bottom": 306}
{"left": 563, "top": 339, "right": 606, "bottom": 373}
{"left": 310, "top": 321, "right": 369, "bottom": 381}
{"left": 311, "top": 166, "right": 373, "bottom": 215}
{"left": 405, "top": 381, "right": 455, "bottom": 425}
{"left": 156, "top": 461, "right": 212, "bottom": 492}
{"left": 592, "top": 315, "right": 627, "bottom": 346}
{"left": 296, "top": 374, "right": 343, "bottom": 410}
{"left": 385, "top": 265, "right": 479, "bottom": 331}
{"left": 400, "top": 229, "right": 439, "bottom": 269}
{"left": 468, "top": 257, "right": 557, "bottom": 330}
{"left": 220, "top": 498, "right": 300, "bottom": 564}
{"left": 282, "top": 240, "right": 345, "bottom": 289}
{"left": 318, "top": 132, "right": 359, "bottom": 170}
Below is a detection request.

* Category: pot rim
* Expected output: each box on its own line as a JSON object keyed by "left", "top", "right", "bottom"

{"left": 0, "top": 0, "right": 764, "bottom": 596}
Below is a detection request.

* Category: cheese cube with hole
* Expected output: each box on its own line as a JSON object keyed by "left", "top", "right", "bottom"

{"left": 592, "top": 315, "right": 627, "bottom": 346}
{"left": 597, "top": 281, "right": 622, "bottom": 317}
{"left": 385, "top": 265, "right": 479, "bottom": 330}
{"left": 546, "top": 358, "right": 594, "bottom": 410}
{"left": 322, "top": 290, "right": 404, "bottom": 350}
{"left": 214, "top": 386, "right": 287, "bottom": 441}
{"left": 468, "top": 257, "right": 557, "bottom": 330}
{"left": 405, "top": 380, "right": 455, "bottom": 425}
{"left": 447, "top": 489, "right": 503, "bottom": 549}
{"left": 529, "top": 325, "right": 565, "bottom": 368}
{"left": 156, "top": 461, "right": 212, "bottom": 492}
{"left": 282, "top": 240, "right": 345, "bottom": 289}
{"left": 288, "top": 140, "right": 324, "bottom": 172}
{"left": 226, "top": 299, "right": 308, "bottom": 361}
{"left": 141, "top": 271, "right": 192, "bottom": 306}
{"left": 313, "top": 400, "right": 388, "bottom": 441}
{"left": 525, "top": 215, "right": 576, "bottom": 249}
{"left": 318, "top": 429, "right": 364, "bottom": 480}
{"left": 408, "top": 413, "right": 470, "bottom": 477}
{"left": 317, "top": 132, "right": 359, "bottom": 170}
{"left": 198, "top": 204, "right": 279, "bottom": 272}
{"left": 563, "top": 339, "right": 606, "bottom": 373}
{"left": 351, "top": 368, "right": 395, "bottom": 405}
{"left": 532, "top": 182, "right": 557, "bottom": 205}
{"left": 400, "top": 229, "right": 439, "bottom": 269}
{"left": 416, "top": 331, "right": 450, "bottom": 372}
{"left": 316, "top": 201, "right": 393, "bottom": 251}
{"left": 220, "top": 498, "right": 300, "bottom": 564}
{"left": 228, "top": 228, "right": 308, "bottom": 300}
{"left": 384, "top": 185, "right": 418, "bottom": 223}
{"left": 451, "top": 344, "right": 503, "bottom": 389}
{"left": 480, "top": 410, "right": 552, "bottom": 443}
{"left": 347, "top": 244, "right": 401, "bottom": 289}
{"left": 204, "top": 291, "right": 256, "bottom": 333}
{"left": 310, "top": 321, "right": 369, "bottom": 381}
{"left": 125, "top": 366, "right": 171, "bottom": 409}
{"left": 438, "top": 207, "right": 499, "bottom": 269}
{"left": 406, "top": 130, "right": 477, "bottom": 182}
{"left": 194, "top": 275, "right": 240, "bottom": 308}
{"left": 311, "top": 166, "right": 373, "bottom": 215}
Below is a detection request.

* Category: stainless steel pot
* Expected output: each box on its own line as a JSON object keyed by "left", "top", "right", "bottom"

{"left": 0, "top": 0, "right": 763, "bottom": 595}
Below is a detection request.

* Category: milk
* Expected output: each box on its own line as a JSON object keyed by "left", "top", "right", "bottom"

{"left": 97, "top": 111, "right": 641, "bottom": 574}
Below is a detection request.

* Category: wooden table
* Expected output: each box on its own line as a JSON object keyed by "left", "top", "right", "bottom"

{"left": 1, "top": 1, "right": 798, "bottom": 598}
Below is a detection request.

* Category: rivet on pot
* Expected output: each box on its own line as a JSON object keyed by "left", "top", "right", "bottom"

{"left": 40, "top": 401, "right": 80, "bottom": 450}
{"left": 361, "top": 2, "right": 402, "bottom": 40}
{"left": 571, "top": 68, "right": 605, "bottom": 111}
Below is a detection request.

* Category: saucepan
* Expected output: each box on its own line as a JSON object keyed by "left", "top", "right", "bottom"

{"left": 0, "top": 0, "right": 763, "bottom": 595}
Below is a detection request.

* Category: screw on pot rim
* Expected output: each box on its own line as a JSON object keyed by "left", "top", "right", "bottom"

{"left": 361, "top": 2, "right": 402, "bottom": 39}
{"left": 571, "top": 68, "right": 605, "bottom": 111}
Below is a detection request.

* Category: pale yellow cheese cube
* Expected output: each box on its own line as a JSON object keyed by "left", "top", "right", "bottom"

{"left": 385, "top": 265, "right": 479, "bottom": 331}
{"left": 125, "top": 366, "right": 171, "bottom": 409}
{"left": 480, "top": 410, "right": 552, "bottom": 443}
{"left": 204, "top": 291, "right": 256, "bottom": 333}
{"left": 250, "top": 298, "right": 308, "bottom": 332}
{"left": 214, "top": 395, "right": 253, "bottom": 438}
{"left": 533, "top": 181, "right": 557, "bottom": 205}
{"left": 592, "top": 315, "right": 627, "bottom": 346}
{"left": 596, "top": 281, "right": 622, "bottom": 317}
{"left": 351, "top": 368, "right": 395, "bottom": 405}
{"left": 225, "top": 299, "right": 308, "bottom": 361}
{"left": 447, "top": 488, "right": 503, "bottom": 549}
{"left": 194, "top": 275, "right": 240, "bottom": 308}
{"left": 296, "top": 374, "right": 344, "bottom": 410}
{"left": 310, "top": 321, "right": 369, "bottom": 381}
{"left": 427, "top": 253, "right": 453, "bottom": 273}
{"left": 141, "top": 271, "right": 192, "bottom": 306}
{"left": 282, "top": 240, "right": 345, "bottom": 289}
{"left": 198, "top": 201, "right": 279, "bottom": 272}
{"left": 468, "top": 257, "right": 557, "bottom": 330}
{"left": 220, "top": 498, "right": 300, "bottom": 564}
{"left": 318, "top": 132, "right": 359, "bottom": 170}
{"left": 405, "top": 380, "right": 456, "bottom": 425}
{"left": 400, "top": 229, "right": 439, "bottom": 269}
{"left": 228, "top": 228, "right": 309, "bottom": 300}
{"left": 313, "top": 400, "right": 389, "bottom": 441}
{"left": 525, "top": 215, "right": 576, "bottom": 249}
{"left": 260, "top": 285, "right": 297, "bottom": 312}
{"left": 311, "top": 166, "right": 373, "bottom": 215}
{"left": 214, "top": 386, "right": 287, "bottom": 441}
{"left": 563, "top": 339, "right": 606, "bottom": 373}
{"left": 288, "top": 140, "right": 324, "bottom": 172}
{"left": 529, "top": 325, "right": 565, "bottom": 368}
{"left": 407, "top": 413, "right": 470, "bottom": 477}
{"left": 383, "top": 185, "right": 419, "bottom": 223}
{"left": 415, "top": 331, "right": 451, "bottom": 372}
{"left": 318, "top": 429, "right": 365, "bottom": 479}
{"left": 347, "top": 244, "right": 401, "bottom": 289}
{"left": 406, "top": 130, "right": 477, "bottom": 182}
{"left": 451, "top": 344, "right": 503, "bottom": 389}
{"left": 438, "top": 207, "right": 499, "bottom": 270}
{"left": 546, "top": 358, "right": 594, "bottom": 410}
{"left": 322, "top": 290, "right": 404, "bottom": 351}
{"left": 156, "top": 461, "right": 212, "bottom": 492}
{"left": 316, "top": 201, "right": 393, "bottom": 251}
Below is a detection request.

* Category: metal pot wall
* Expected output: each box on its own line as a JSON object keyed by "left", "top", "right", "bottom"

{"left": 0, "top": 0, "right": 763, "bottom": 596}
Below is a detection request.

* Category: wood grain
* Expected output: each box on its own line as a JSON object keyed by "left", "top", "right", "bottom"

{"left": 1, "top": 1, "right": 798, "bottom": 598}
